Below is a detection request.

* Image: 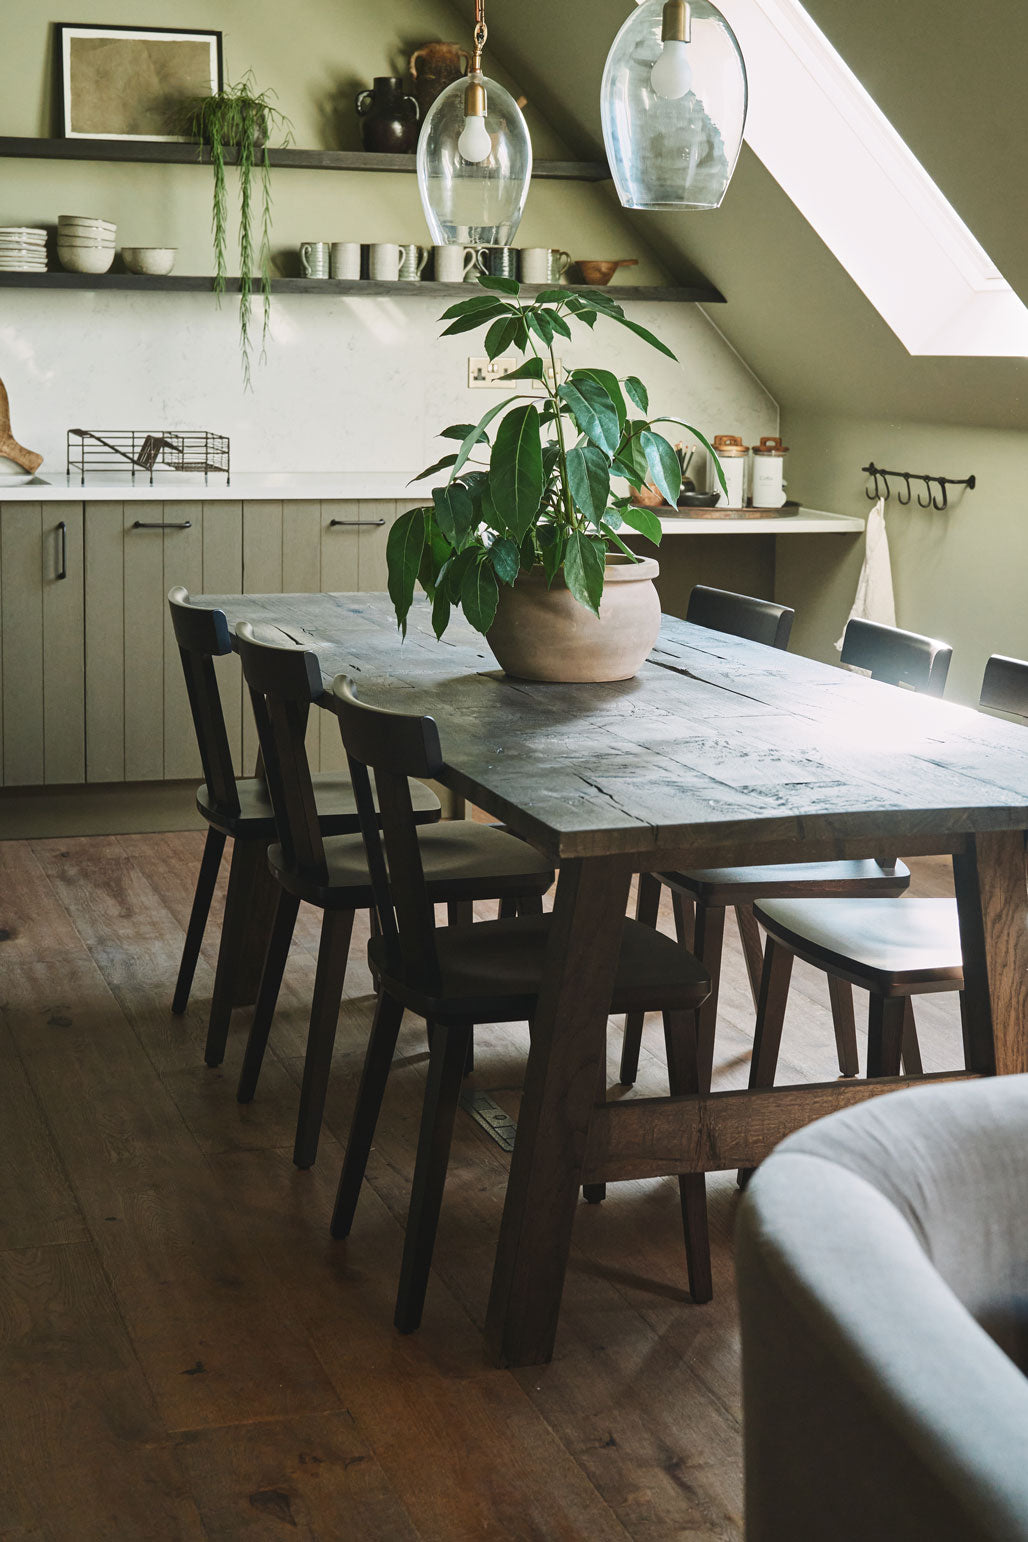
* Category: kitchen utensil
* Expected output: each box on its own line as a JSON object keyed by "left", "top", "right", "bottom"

{"left": 330, "top": 242, "right": 361, "bottom": 279}
{"left": 368, "top": 242, "right": 400, "bottom": 281}
{"left": 299, "top": 242, "right": 330, "bottom": 278}
{"left": 355, "top": 77, "right": 420, "bottom": 153}
{"left": 408, "top": 42, "right": 471, "bottom": 125}
{"left": 0, "top": 376, "right": 43, "bottom": 474}
{"left": 433, "top": 244, "right": 477, "bottom": 282}
{"left": 399, "top": 243, "right": 429, "bottom": 280}
{"left": 121, "top": 247, "right": 177, "bottom": 275}
{"left": 751, "top": 436, "right": 789, "bottom": 509}
{"left": 572, "top": 258, "right": 638, "bottom": 286}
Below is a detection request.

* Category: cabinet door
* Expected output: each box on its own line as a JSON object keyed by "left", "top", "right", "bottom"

{"left": 0, "top": 502, "right": 85, "bottom": 787}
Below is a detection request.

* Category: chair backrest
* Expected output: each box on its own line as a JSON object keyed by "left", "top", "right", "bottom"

{"left": 841, "top": 617, "right": 952, "bottom": 696}
{"left": 167, "top": 586, "right": 240, "bottom": 816}
{"left": 979, "top": 655, "right": 1028, "bottom": 720}
{"left": 332, "top": 674, "right": 445, "bottom": 989}
{"left": 235, "top": 623, "right": 328, "bottom": 881}
{"left": 687, "top": 585, "right": 794, "bottom": 651}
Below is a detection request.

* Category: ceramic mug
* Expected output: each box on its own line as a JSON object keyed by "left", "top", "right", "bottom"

{"left": 433, "top": 244, "right": 477, "bottom": 282}
{"left": 399, "top": 243, "right": 430, "bottom": 280}
{"left": 518, "top": 247, "right": 550, "bottom": 284}
{"left": 330, "top": 241, "right": 361, "bottom": 280}
{"left": 474, "top": 245, "right": 517, "bottom": 279}
{"left": 300, "top": 241, "right": 329, "bottom": 278}
{"left": 368, "top": 242, "right": 400, "bottom": 281}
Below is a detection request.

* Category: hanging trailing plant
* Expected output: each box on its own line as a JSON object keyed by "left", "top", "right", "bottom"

{"left": 186, "top": 73, "right": 292, "bottom": 388}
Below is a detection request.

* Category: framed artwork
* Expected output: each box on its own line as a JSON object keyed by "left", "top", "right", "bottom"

{"left": 56, "top": 23, "right": 223, "bottom": 141}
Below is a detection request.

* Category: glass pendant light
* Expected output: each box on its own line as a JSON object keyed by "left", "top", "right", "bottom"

{"left": 601, "top": 0, "right": 747, "bottom": 211}
{"left": 416, "top": 0, "right": 532, "bottom": 246}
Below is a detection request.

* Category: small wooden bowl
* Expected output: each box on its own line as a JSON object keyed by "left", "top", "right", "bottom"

{"left": 572, "top": 258, "right": 639, "bottom": 286}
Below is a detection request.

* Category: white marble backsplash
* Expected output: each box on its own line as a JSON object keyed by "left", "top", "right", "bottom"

{"left": 0, "top": 288, "right": 777, "bottom": 481}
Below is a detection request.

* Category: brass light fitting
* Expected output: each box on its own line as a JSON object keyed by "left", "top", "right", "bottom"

{"left": 661, "top": 0, "right": 692, "bottom": 44}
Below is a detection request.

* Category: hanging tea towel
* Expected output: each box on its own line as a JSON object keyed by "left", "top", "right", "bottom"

{"left": 835, "top": 496, "right": 895, "bottom": 650}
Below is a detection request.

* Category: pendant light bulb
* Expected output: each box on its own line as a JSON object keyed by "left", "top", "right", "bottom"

{"left": 457, "top": 81, "right": 492, "bottom": 162}
{"left": 651, "top": 2, "right": 692, "bottom": 99}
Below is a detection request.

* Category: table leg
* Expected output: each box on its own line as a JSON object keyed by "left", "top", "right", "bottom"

{"left": 953, "top": 830, "right": 1028, "bottom": 1076}
{"left": 484, "top": 856, "right": 632, "bottom": 1368}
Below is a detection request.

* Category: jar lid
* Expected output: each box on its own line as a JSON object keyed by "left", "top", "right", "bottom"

{"left": 753, "top": 435, "right": 789, "bottom": 456}
{"left": 713, "top": 433, "right": 749, "bottom": 456}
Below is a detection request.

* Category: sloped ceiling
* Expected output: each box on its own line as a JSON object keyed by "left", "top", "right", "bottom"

{"left": 449, "top": 0, "right": 1028, "bottom": 429}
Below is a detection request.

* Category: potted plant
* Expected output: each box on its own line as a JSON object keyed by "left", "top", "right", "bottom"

{"left": 387, "top": 277, "right": 725, "bottom": 682}
{"left": 186, "top": 73, "right": 292, "bottom": 387}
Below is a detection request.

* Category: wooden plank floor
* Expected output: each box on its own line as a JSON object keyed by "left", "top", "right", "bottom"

{"left": 0, "top": 830, "right": 962, "bottom": 1539}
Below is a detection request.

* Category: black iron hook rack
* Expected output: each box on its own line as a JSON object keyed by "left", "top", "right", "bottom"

{"left": 861, "top": 462, "right": 975, "bottom": 512}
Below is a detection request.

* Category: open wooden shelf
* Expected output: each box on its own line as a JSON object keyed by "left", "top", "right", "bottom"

{"left": 0, "top": 135, "right": 610, "bottom": 181}
{"left": 0, "top": 272, "right": 726, "bottom": 303}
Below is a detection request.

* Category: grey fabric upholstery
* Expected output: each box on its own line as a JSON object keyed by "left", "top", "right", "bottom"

{"left": 736, "top": 1077, "right": 1028, "bottom": 1542}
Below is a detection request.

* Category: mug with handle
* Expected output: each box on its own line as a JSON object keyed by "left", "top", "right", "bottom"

{"left": 474, "top": 245, "right": 517, "bottom": 280}
{"left": 300, "top": 241, "right": 329, "bottom": 278}
{"left": 399, "top": 243, "right": 430, "bottom": 280}
{"left": 434, "top": 244, "right": 477, "bottom": 282}
{"left": 548, "top": 248, "right": 571, "bottom": 282}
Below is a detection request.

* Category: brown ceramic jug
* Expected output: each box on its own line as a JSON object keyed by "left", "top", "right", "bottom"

{"left": 408, "top": 42, "right": 471, "bottom": 124}
{"left": 355, "top": 77, "right": 419, "bottom": 153}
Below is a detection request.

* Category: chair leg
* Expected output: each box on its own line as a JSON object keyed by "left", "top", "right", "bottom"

{"left": 172, "top": 827, "right": 226, "bottom": 1015}
{"left": 446, "top": 901, "right": 475, "bottom": 1074}
{"left": 331, "top": 992, "right": 406, "bottom": 1238}
{"left": 395, "top": 1020, "right": 474, "bottom": 1334}
{"left": 900, "top": 998, "right": 923, "bottom": 1075}
{"left": 663, "top": 1008, "right": 712, "bottom": 1304}
{"left": 516, "top": 892, "right": 544, "bottom": 916}
{"left": 671, "top": 891, "right": 695, "bottom": 950}
{"left": 236, "top": 889, "right": 301, "bottom": 1103}
{"left": 619, "top": 872, "right": 662, "bottom": 1086}
{"left": 204, "top": 838, "right": 264, "bottom": 1067}
{"left": 827, "top": 975, "right": 860, "bottom": 1077}
{"left": 867, "top": 995, "right": 905, "bottom": 1078}
{"left": 692, "top": 901, "right": 726, "bottom": 1092}
{"left": 498, "top": 895, "right": 517, "bottom": 919}
{"left": 734, "top": 904, "right": 764, "bottom": 1012}
{"left": 293, "top": 908, "right": 355, "bottom": 1170}
{"left": 748, "top": 939, "right": 795, "bottom": 1091}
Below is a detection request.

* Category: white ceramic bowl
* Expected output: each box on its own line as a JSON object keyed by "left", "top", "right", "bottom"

{"left": 58, "top": 215, "right": 116, "bottom": 230}
{"left": 57, "top": 245, "right": 115, "bottom": 274}
{"left": 0, "top": 455, "right": 37, "bottom": 483}
{"left": 121, "top": 247, "right": 177, "bottom": 276}
{"left": 56, "top": 235, "right": 115, "bottom": 247}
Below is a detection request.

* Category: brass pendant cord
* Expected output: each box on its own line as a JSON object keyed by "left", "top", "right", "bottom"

{"left": 472, "top": 0, "right": 488, "bottom": 73}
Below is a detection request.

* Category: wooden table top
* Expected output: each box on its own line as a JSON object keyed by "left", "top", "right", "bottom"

{"left": 199, "top": 591, "right": 1028, "bottom": 862}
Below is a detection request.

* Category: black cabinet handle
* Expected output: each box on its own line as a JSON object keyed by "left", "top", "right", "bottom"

{"left": 329, "top": 517, "right": 386, "bottom": 527}
{"left": 56, "top": 519, "right": 67, "bottom": 580}
{"left": 131, "top": 519, "right": 192, "bottom": 530}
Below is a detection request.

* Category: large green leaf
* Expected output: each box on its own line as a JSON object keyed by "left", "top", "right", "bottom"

{"left": 478, "top": 275, "right": 520, "bottom": 295}
{"left": 432, "top": 483, "right": 476, "bottom": 549}
{"left": 571, "top": 368, "right": 626, "bottom": 432}
{"left": 489, "top": 535, "right": 520, "bottom": 585}
{"left": 651, "top": 418, "right": 728, "bottom": 495}
{"left": 440, "top": 295, "right": 510, "bottom": 320}
{"left": 557, "top": 380, "right": 620, "bottom": 457}
{"left": 563, "top": 530, "right": 606, "bottom": 617}
{"left": 609, "top": 313, "right": 678, "bottom": 360}
{"left": 640, "top": 430, "right": 682, "bottom": 508}
{"left": 490, "top": 404, "right": 544, "bottom": 542}
{"left": 566, "top": 444, "right": 611, "bottom": 526}
{"left": 440, "top": 422, "right": 480, "bottom": 441}
{"left": 440, "top": 305, "right": 508, "bottom": 337}
{"left": 484, "top": 314, "right": 521, "bottom": 359}
{"left": 499, "top": 357, "right": 543, "bottom": 382}
{"left": 538, "top": 524, "right": 565, "bottom": 586}
{"left": 386, "top": 507, "right": 427, "bottom": 634}
{"left": 461, "top": 557, "right": 500, "bottom": 633}
{"left": 624, "top": 376, "right": 648, "bottom": 413}
{"left": 620, "top": 504, "right": 663, "bottom": 545}
{"left": 526, "top": 309, "right": 555, "bottom": 346}
{"left": 450, "top": 396, "right": 519, "bottom": 479}
{"left": 431, "top": 588, "right": 451, "bottom": 639}
{"left": 410, "top": 452, "right": 458, "bottom": 483}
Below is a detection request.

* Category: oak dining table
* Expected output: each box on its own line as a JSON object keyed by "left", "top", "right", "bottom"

{"left": 196, "top": 589, "right": 1028, "bottom": 1369}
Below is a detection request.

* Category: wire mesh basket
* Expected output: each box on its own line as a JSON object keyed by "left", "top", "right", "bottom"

{"left": 67, "top": 429, "right": 230, "bottom": 485}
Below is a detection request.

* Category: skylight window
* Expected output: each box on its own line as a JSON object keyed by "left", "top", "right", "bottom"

{"left": 715, "top": 0, "right": 1028, "bottom": 356}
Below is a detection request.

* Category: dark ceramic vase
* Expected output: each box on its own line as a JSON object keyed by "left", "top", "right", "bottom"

{"left": 408, "top": 43, "right": 471, "bottom": 127}
{"left": 355, "top": 77, "right": 419, "bottom": 153}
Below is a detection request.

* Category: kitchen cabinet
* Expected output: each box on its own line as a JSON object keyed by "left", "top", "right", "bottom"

{"left": 0, "top": 501, "right": 85, "bottom": 786}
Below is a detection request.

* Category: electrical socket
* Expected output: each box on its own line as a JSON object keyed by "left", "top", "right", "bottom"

{"left": 468, "top": 356, "right": 564, "bottom": 392}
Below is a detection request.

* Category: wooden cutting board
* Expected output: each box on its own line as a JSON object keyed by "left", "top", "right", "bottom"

{"left": 0, "top": 376, "right": 43, "bottom": 472}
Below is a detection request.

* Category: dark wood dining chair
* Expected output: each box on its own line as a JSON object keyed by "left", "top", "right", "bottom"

{"left": 327, "top": 673, "right": 714, "bottom": 1332}
{"left": 167, "top": 587, "right": 441, "bottom": 1068}
{"left": 620, "top": 608, "right": 953, "bottom": 1094}
{"left": 233, "top": 622, "right": 555, "bottom": 1171}
{"left": 686, "top": 583, "right": 795, "bottom": 650}
{"left": 749, "top": 652, "right": 1028, "bottom": 1089}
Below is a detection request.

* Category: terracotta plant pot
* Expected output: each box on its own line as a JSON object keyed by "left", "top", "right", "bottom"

{"left": 487, "top": 555, "right": 661, "bottom": 683}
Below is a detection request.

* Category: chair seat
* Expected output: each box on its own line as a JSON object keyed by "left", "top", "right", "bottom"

{"left": 270, "top": 820, "right": 554, "bottom": 908}
{"left": 369, "top": 913, "right": 710, "bottom": 1025}
{"left": 660, "top": 858, "right": 911, "bottom": 906}
{"left": 198, "top": 773, "right": 441, "bottom": 838}
{"left": 753, "top": 897, "right": 962, "bottom": 994}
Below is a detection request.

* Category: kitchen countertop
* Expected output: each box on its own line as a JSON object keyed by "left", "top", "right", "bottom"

{"left": 0, "top": 473, "right": 866, "bottom": 533}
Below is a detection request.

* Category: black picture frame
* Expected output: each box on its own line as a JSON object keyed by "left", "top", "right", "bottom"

{"left": 55, "top": 23, "right": 224, "bottom": 142}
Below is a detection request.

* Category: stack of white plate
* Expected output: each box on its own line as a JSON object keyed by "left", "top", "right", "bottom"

{"left": 57, "top": 215, "right": 116, "bottom": 275}
{"left": 0, "top": 227, "right": 47, "bottom": 273}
